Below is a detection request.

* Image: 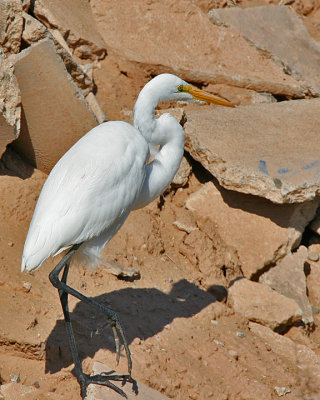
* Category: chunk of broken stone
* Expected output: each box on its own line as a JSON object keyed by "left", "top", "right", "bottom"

{"left": 91, "top": 0, "right": 305, "bottom": 97}
{"left": 184, "top": 99, "right": 320, "bottom": 204}
{"left": 229, "top": 279, "right": 302, "bottom": 331}
{"left": 209, "top": 5, "right": 320, "bottom": 95}
{"left": 86, "top": 92, "right": 108, "bottom": 124}
{"left": 185, "top": 180, "right": 318, "bottom": 278}
{"left": 11, "top": 38, "right": 98, "bottom": 174}
{"left": 260, "top": 246, "right": 313, "bottom": 326}
{"left": 86, "top": 361, "right": 171, "bottom": 400}
{"left": 171, "top": 156, "right": 192, "bottom": 187}
{"left": 33, "top": 0, "right": 106, "bottom": 61}
{"left": 0, "top": 0, "right": 23, "bottom": 55}
{"left": 0, "top": 50, "right": 21, "bottom": 157}
{"left": 22, "top": 13, "right": 94, "bottom": 96}
{"left": 249, "top": 322, "right": 320, "bottom": 375}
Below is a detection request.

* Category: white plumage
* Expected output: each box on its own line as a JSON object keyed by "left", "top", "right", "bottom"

{"left": 21, "top": 73, "right": 233, "bottom": 273}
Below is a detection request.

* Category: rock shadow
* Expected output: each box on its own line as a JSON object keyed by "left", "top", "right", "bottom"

{"left": 45, "top": 279, "right": 216, "bottom": 374}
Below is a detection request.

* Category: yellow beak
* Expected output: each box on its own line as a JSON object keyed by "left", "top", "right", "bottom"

{"left": 185, "top": 85, "right": 235, "bottom": 108}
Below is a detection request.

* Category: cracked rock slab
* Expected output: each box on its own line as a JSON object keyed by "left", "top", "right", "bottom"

{"left": 33, "top": 0, "right": 106, "bottom": 60}
{"left": 87, "top": 361, "right": 170, "bottom": 400}
{"left": 228, "top": 278, "right": 302, "bottom": 331}
{"left": 0, "top": 50, "right": 21, "bottom": 157}
{"left": 184, "top": 99, "right": 320, "bottom": 204}
{"left": 209, "top": 5, "right": 320, "bottom": 95}
{"left": 91, "top": 0, "right": 305, "bottom": 97}
{"left": 260, "top": 246, "right": 313, "bottom": 325}
{"left": 22, "top": 12, "right": 94, "bottom": 96}
{"left": 10, "top": 38, "right": 98, "bottom": 174}
{"left": 185, "top": 181, "right": 318, "bottom": 278}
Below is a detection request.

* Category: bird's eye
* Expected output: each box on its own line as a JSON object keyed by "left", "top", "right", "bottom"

{"left": 177, "top": 84, "right": 184, "bottom": 92}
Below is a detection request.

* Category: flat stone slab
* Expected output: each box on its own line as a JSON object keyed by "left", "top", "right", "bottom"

{"left": 33, "top": 0, "right": 106, "bottom": 60}
{"left": 185, "top": 181, "right": 318, "bottom": 278}
{"left": 209, "top": 5, "right": 320, "bottom": 95}
{"left": 228, "top": 278, "right": 302, "bottom": 331}
{"left": 87, "top": 361, "right": 170, "bottom": 400}
{"left": 260, "top": 246, "right": 313, "bottom": 325}
{"left": 91, "top": 0, "right": 305, "bottom": 97}
{"left": 184, "top": 99, "right": 320, "bottom": 203}
{"left": 11, "top": 38, "right": 98, "bottom": 174}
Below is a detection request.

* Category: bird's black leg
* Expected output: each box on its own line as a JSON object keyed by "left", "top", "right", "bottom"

{"left": 49, "top": 244, "right": 135, "bottom": 399}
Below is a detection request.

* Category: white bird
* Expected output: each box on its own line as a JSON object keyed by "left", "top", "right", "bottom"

{"left": 21, "top": 73, "right": 234, "bottom": 398}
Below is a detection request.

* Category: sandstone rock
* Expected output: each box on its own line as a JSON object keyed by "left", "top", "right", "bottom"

{"left": 228, "top": 279, "right": 302, "bottom": 331}
{"left": 249, "top": 322, "right": 320, "bottom": 375}
{"left": 171, "top": 156, "right": 191, "bottom": 187}
{"left": 0, "top": 0, "right": 23, "bottom": 55}
{"left": 91, "top": 0, "right": 305, "bottom": 97}
{"left": 0, "top": 382, "right": 36, "bottom": 399}
{"left": 87, "top": 361, "right": 171, "bottom": 400}
{"left": 11, "top": 39, "right": 98, "bottom": 174}
{"left": 22, "top": 13, "right": 94, "bottom": 96}
{"left": 185, "top": 181, "right": 318, "bottom": 278}
{"left": 86, "top": 92, "right": 108, "bottom": 123}
{"left": 184, "top": 99, "right": 320, "bottom": 204}
{"left": 209, "top": 5, "right": 320, "bottom": 95}
{"left": 306, "top": 244, "right": 320, "bottom": 310}
{"left": 33, "top": 0, "right": 106, "bottom": 61}
{"left": 0, "top": 50, "right": 21, "bottom": 157}
{"left": 260, "top": 246, "right": 313, "bottom": 325}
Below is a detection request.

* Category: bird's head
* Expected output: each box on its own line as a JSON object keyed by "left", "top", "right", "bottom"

{"left": 147, "top": 73, "right": 235, "bottom": 107}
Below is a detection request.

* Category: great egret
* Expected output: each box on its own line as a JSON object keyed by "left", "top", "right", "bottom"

{"left": 21, "top": 73, "right": 234, "bottom": 398}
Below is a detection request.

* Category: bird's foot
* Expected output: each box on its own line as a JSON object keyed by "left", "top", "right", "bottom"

{"left": 80, "top": 371, "right": 137, "bottom": 399}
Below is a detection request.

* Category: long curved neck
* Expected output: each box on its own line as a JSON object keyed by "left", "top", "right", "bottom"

{"left": 133, "top": 90, "right": 185, "bottom": 210}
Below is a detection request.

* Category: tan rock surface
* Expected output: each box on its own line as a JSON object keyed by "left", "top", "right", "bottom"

{"left": 185, "top": 181, "right": 318, "bottom": 278}
{"left": 10, "top": 38, "right": 98, "bottom": 174}
{"left": 91, "top": 0, "right": 305, "bottom": 97}
{"left": 184, "top": 99, "right": 320, "bottom": 203}
{"left": 210, "top": 5, "right": 320, "bottom": 94}
{"left": 0, "top": 50, "right": 21, "bottom": 157}
{"left": 0, "top": 0, "right": 23, "bottom": 55}
{"left": 228, "top": 278, "right": 302, "bottom": 331}
{"left": 249, "top": 322, "right": 320, "bottom": 375}
{"left": 22, "top": 13, "right": 94, "bottom": 96}
{"left": 260, "top": 246, "right": 313, "bottom": 325}
{"left": 33, "top": 0, "right": 106, "bottom": 60}
{"left": 87, "top": 361, "right": 170, "bottom": 400}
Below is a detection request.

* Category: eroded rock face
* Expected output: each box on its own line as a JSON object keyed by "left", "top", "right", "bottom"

{"left": 260, "top": 246, "right": 313, "bottom": 326}
{"left": 22, "top": 12, "right": 94, "bottom": 96}
{"left": 185, "top": 181, "right": 318, "bottom": 278}
{"left": 33, "top": 0, "right": 106, "bottom": 61}
{"left": 0, "top": 0, "right": 23, "bottom": 55}
{"left": 10, "top": 39, "right": 98, "bottom": 174}
{"left": 209, "top": 5, "right": 320, "bottom": 95}
{"left": 0, "top": 50, "right": 21, "bottom": 157}
{"left": 229, "top": 279, "right": 302, "bottom": 331}
{"left": 184, "top": 99, "right": 320, "bottom": 204}
{"left": 91, "top": 0, "right": 305, "bottom": 97}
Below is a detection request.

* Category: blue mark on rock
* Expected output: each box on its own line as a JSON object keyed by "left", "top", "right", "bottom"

{"left": 277, "top": 168, "right": 291, "bottom": 174}
{"left": 302, "top": 160, "right": 320, "bottom": 170}
{"left": 259, "top": 160, "right": 269, "bottom": 175}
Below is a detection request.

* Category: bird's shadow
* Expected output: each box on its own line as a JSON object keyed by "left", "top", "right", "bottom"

{"left": 45, "top": 279, "right": 217, "bottom": 373}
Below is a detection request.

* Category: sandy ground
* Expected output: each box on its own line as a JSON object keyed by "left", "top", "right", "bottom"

{"left": 1, "top": 1, "right": 320, "bottom": 399}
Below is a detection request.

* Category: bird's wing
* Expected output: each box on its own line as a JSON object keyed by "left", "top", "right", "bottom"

{"left": 22, "top": 121, "right": 149, "bottom": 271}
